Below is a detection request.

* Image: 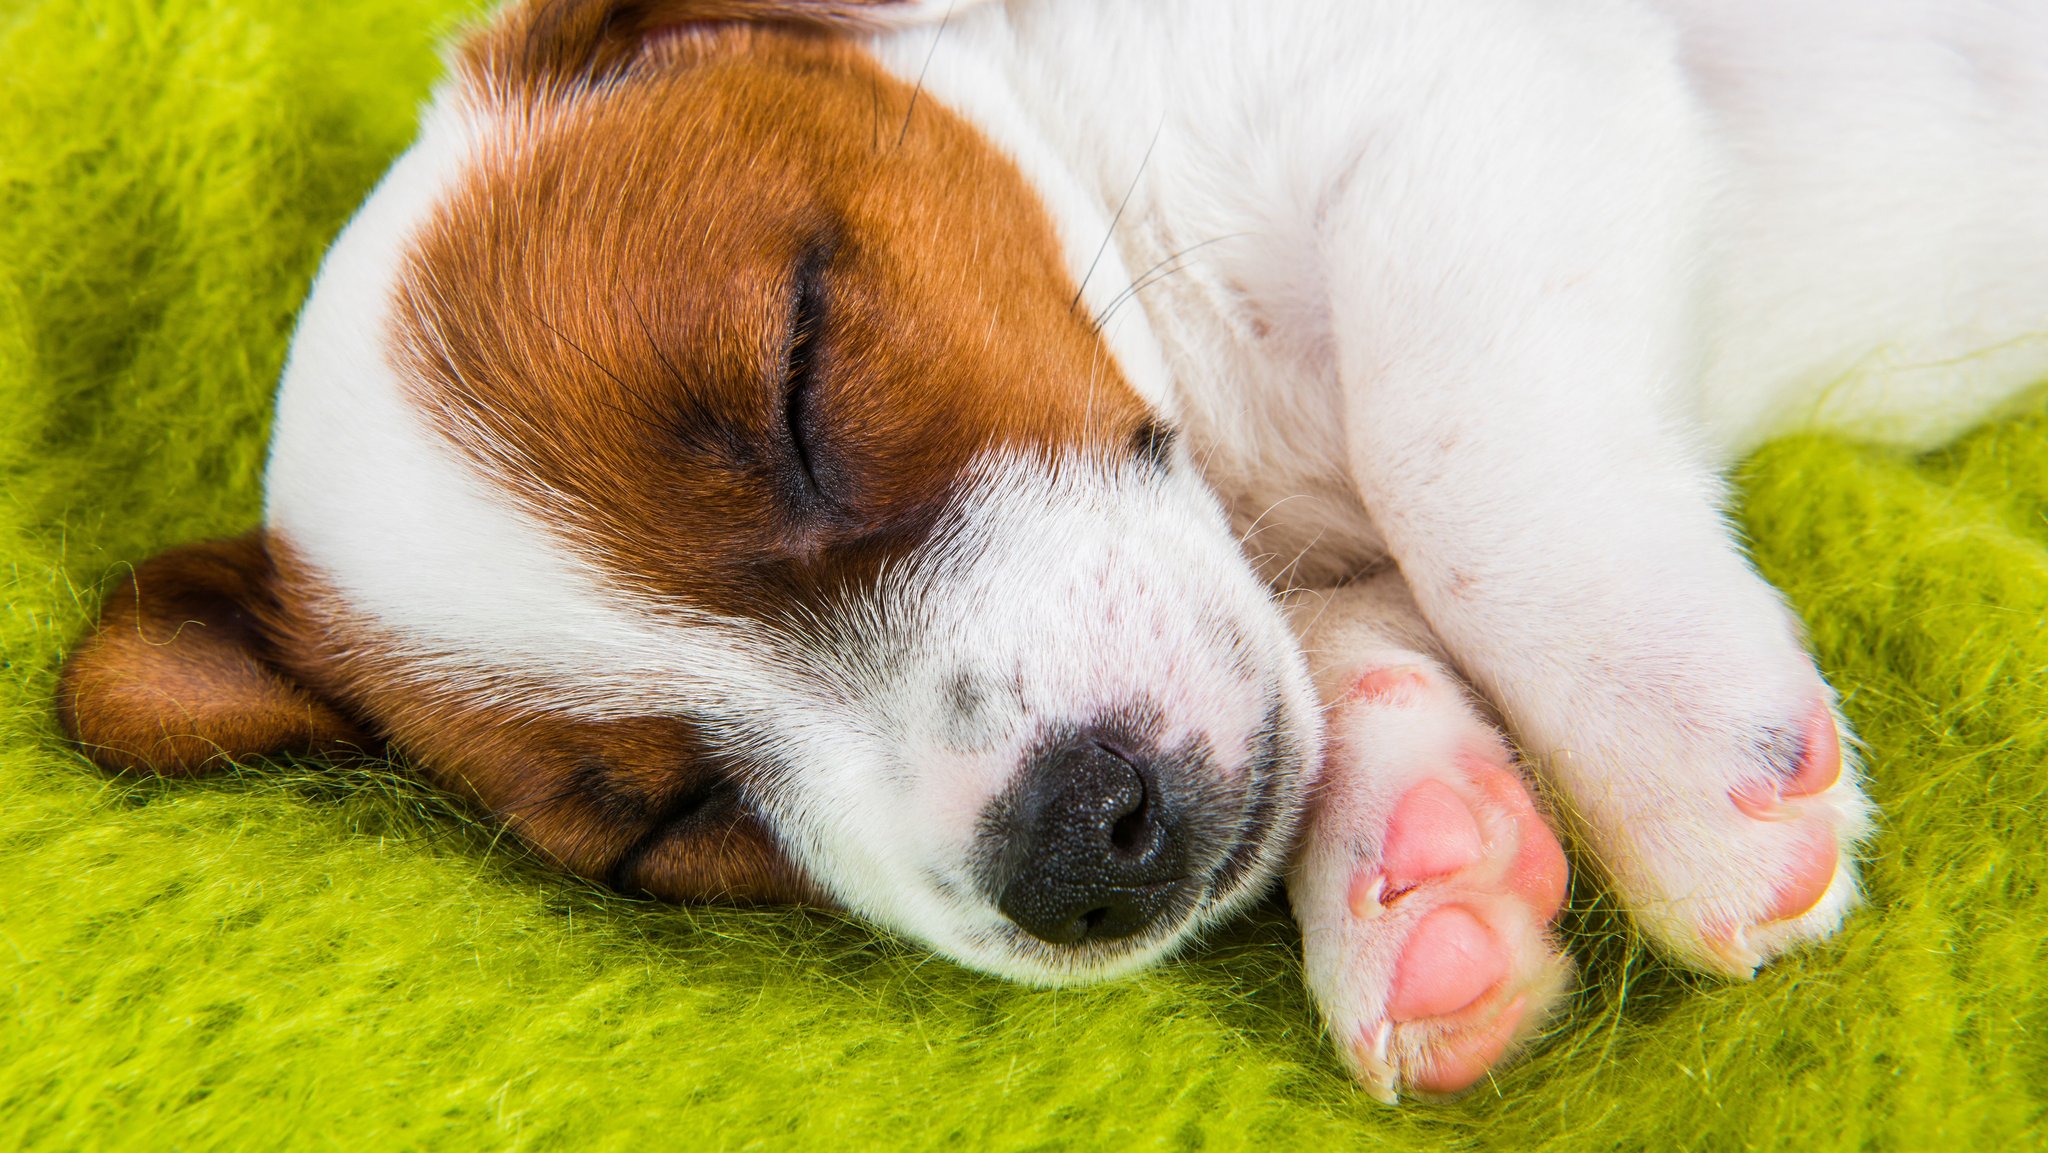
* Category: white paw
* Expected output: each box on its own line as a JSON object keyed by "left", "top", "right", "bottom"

{"left": 1290, "top": 663, "right": 1573, "bottom": 1103}
{"left": 1559, "top": 696, "right": 1874, "bottom": 976}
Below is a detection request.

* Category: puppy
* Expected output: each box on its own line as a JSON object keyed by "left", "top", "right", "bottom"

{"left": 57, "top": 0, "right": 2048, "bottom": 1101}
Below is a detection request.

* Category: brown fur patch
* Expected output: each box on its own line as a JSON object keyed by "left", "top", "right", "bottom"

{"left": 397, "top": 21, "right": 1150, "bottom": 617}
{"left": 460, "top": 0, "right": 921, "bottom": 100}
{"left": 58, "top": 529, "right": 812, "bottom": 903}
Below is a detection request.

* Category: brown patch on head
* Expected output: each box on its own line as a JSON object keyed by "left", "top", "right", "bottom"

{"left": 396, "top": 16, "right": 1153, "bottom": 616}
{"left": 461, "top": 0, "right": 923, "bottom": 100}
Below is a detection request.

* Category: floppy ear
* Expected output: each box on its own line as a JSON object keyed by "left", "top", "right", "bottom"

{"left": 57, "top": 531, "right": 367, "bottom": 775}
{"left": 466, "top": 0, "right": 989, "bottom": 91}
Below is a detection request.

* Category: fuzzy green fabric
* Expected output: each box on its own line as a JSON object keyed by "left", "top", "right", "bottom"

{"left": 3, "top": 2, "right": 2045, "bottom": 1148}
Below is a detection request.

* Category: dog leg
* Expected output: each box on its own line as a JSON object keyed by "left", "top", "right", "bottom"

{"left": 1323, "top": 258, "right": 1876, "bottom": 977}
{"left": 1323, "top": 273, "right": 1876, "bottom": 980}
{"left": 1304, "top": 16, "right": 1876, "bottom": 981}
{"left": 1285, "top": 572, "right": 1572, "bottom": 1102}
{"left": 1342, "top": 397, "right": 1874, "bottom": 978}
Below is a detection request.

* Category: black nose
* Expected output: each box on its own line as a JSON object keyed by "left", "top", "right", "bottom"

{"left": 990, "top": 733, "right": 1190, "bottom": 946}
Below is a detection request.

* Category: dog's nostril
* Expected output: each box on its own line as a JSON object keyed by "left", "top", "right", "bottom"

{"left": 1109, "top": 792, "right": 1150, "bottom": 854}
{"left": 989, "top": 727, "right": 1192, "bottom": 946}
{"left": 1100, "top": 741, "right": 1156, "bottom": 855}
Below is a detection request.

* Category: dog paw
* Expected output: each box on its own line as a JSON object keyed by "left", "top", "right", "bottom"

{"left": 1590, "top": 699, "right": 1872, "bottom": 977}
{"left": 1290, "top": 664, "right": 1573, "bottom": 1103}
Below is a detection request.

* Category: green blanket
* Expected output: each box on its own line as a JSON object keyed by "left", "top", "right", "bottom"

{"left": 4, "top": 2, "right": 2043, "bottom": 1148}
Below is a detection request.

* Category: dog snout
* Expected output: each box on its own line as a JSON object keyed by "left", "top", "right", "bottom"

{"left": 989, "top": 732, "right": 1192, "bottom": 946}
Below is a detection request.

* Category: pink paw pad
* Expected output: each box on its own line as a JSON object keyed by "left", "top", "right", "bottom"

{"left": 1381, "top": 779, "right": 1485, "bottom": 888}
{"left": 1389, "top": 905, "right": 1508, "bottom": 1022}
{"left": 1466, "top": 761, "right": 1570, "bottom": 920}
{"left": 1337, "top": 757, "right": 1570, "bottom": 1099}
{"left": 1408, "top": 996, "right": 1528, "bottom": 1096}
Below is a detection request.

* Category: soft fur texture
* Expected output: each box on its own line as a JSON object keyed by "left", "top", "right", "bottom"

{"left": 3, "top": 0, "right": 2045, "bottom": 1147}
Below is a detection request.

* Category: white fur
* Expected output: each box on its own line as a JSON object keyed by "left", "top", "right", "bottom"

{"left": 875, "top": 0, "right": 2048, "bottom": 563}
{"left": 1663, "top": 0, "right": 2048, "bottom": 450}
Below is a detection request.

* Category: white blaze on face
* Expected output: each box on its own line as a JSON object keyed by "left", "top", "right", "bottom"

{"left": 752, "top": 453, "right": 1320, "bottom": 984}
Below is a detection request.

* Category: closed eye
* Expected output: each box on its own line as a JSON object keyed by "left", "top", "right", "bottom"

{"left": 780, "top": 244, "right": 833, "bottom": 511}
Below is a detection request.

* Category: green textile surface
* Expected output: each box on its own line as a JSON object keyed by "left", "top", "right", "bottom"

{"left": 3, "top": 1, "right": 2044, "bottom": 1148}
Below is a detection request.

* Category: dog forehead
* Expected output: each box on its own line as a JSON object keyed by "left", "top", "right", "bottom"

{"left": 386, "top": 28, "right": 1154, "bottom": 616}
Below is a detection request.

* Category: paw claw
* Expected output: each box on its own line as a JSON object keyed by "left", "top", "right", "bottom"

{"left": 1348, "top": 869, "right": 1388, "bottom": 920}
{"left": 1704, "top": 924, "right": 1763, "bottom": 976}
{"left": 1351, "top": 1020, "right": 1399, "bottom": 1105}
{"left": 1728, "top": 705, "right": 1844, "bottom": 821}
{"left": 1790, "top": 703, "right": 1843, "bottom": 798}
{"left": 1765, "top": 826, "right": 1839, "bottom": 924}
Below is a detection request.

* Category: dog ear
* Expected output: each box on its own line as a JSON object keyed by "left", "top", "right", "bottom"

{"left": 465, "top": 0, "right": 986, "bottom": 93}
{"left": 57, "top": 531, "right": 367, "bottom": 775}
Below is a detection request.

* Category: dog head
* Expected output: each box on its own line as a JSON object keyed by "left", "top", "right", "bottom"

{"left": 58, "top": 0, "right": 1319, "bottom": 984}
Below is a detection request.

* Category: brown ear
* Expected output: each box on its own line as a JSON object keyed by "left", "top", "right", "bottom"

{"left": 57, "top": 531, "right": 367, "bottom": 775}
{"left": 463, "top": 0, "right": 960, "bottom": 94}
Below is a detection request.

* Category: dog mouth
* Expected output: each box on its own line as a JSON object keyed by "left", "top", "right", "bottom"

{"left": 1181, "top": 692, "right": 1302, "bottom": 918}
{"left": 1209, "top": 752, "right": 1289, "bottom": 901}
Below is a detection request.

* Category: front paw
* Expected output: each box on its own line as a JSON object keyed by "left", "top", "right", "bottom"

{"left": 1290, "top": 664, "right": 1573, "bottom": 1102}
{"left": 1579, "top": 699, "right": 1873, "bottom": 976}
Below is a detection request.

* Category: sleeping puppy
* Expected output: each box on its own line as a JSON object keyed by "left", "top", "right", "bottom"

{"left": 57, "top": 0, "right": 2048, "bottom": 1101}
